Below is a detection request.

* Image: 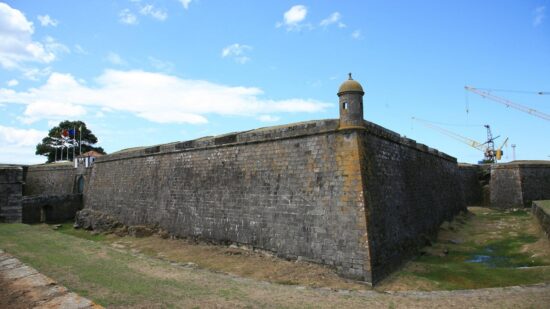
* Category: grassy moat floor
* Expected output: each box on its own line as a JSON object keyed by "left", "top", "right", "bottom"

{"left": 0, "top": 207, "right": 549, "bottom": 308}
{"left": 377, "top": 207, "right": 550, "bottom": 291}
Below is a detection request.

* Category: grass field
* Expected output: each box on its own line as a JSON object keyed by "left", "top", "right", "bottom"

{"left": 1, "top": 207, "right": 549, "bottom": 307}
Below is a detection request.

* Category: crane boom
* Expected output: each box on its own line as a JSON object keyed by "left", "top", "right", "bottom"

{"left": 411, "top": 117, "right": 486, "bottom": 151}
{"left": 465, "top": 86, "right": 550, "bottom": 121}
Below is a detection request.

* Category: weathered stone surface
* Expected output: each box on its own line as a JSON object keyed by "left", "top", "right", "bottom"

{"left": 532, "top": 201, "right": 550, "bottom": 238}
{"left": 82, "top": 118, "right": 465, "bottom": 283}
{"left": 85, "top": 120, "right": 373, "bottom": 281}
{"left": 128, "top": 225, "right": 154, "bottom": 238}
{"left": 22, "top": 194, "right": 82, "bottom": 223}
{"left": 0, "top": 165, "right": 24, "bottom": 223}
{"left": 491, "top": 162, "right": 550, "bottom": 208}
{"left": 458, "top": 164, "right": 487, "bottom": 206}
{"left": 24, "top": 163, "right": 76, "bottom": 196}
{"left": 75, "top": 208, "right": 122, "bottom": 232}
{"left": 359, "top": 126, "right": 465, "bottom": 283}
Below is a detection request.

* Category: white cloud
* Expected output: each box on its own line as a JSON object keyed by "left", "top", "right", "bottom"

{"left": 37, "top": 14, "right": 58, "bottom": 27}
{"left": 7, "top": 79, "right": 18, "bottom": 87}
{"left": 0, "top": 125, "right": 46, "bottom": 164}
{"left": 258, "top": 115, "right": 280, "bottom": 122}
{"left": 178, "top": 0, "right": 192, "bottom": 10}
{"left": 139, "top": 4, "right": 167, "bottom": 21}
{"left": 0, "top": 3, "right": 58, "bottom": 69}
{"left": 149, "top": 56, "right": 174, "bottom": 72}
{"left": 74, "top": 44, "right": 87, "bottom": 55}
{"left": 533, "top": 6, "right": 546, "bottom": 27}
{"left": 351, "top": 29, "right": 362, "bottom": 39}
{"left": 0, "top": 70, "right": 331, "bottom": 125}
{"left": 119, "top": 9, "right": 138, "bottom": 25}
{"left": 221, "top": 43, "right": 252, "bottom": 64}
{"left": 43, "top": 36, "right": 70, "bottom": 55}
{"left": 106, "top": 52, "right": 126, "bottom": 65}
{"left": 277, "top": 5, "right": 309, "bottom": 31}
{"left": 320, "top": 12, "right": 345, "bottom": 28}
{"left": 22, "top": 66, "right": 52, "bottom": 81}
{"left": 19, "top": 101, "right": 87, "bottom": 124}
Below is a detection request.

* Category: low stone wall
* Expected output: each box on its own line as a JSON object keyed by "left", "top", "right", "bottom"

{"left": 532, "top": 201, "right": 550, "bottom": 238}
{"left": 22, "top": 194, "right": 82, "bottom": 224}
{"left": 24, "top": 163, "right": 77, "bottom": 196}
{"left": 0, "top": 165, "right": 24, "bottom": 223}
{"left": 491, "top": 161, "right": 550, "bottom": 208}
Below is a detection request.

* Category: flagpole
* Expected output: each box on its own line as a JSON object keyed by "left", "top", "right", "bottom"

{"left": 73, "top": 126, "right": 76, "bottom": 162}
{"left": 79, "top": 125, "right": 82, "bottom": 155}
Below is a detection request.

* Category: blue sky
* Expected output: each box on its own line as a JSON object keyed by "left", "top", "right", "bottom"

{"left": 0, "top": 0, "right": 548, "bottom": 164}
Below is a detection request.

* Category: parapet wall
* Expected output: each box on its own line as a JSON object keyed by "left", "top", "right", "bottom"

{"left": 86, "top": 119, "right": 372, "bottom": 280}
{"left": 84, "top": 119, "right": 464, "bottom": 283}
{"left": 24, "top": 163, "right": 77, "bottom": 196}
{"left": 490, "top": 161, "right": 550, "bottom": 208}
{"left": 458, "top": 164, "right": 487, "bottom": 206}
{"left": 0, "top": 165, "right": 24, "bottom": 223}
{"left": 358, "top": 123, "right": 465, "bottom": 282}
{"left": 532, "top": 201, "right": 550, "bottom": 238}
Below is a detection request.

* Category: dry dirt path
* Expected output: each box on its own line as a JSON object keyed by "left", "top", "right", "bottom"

{"left": 0, "top": 249, "right": 101, "bottom": 309}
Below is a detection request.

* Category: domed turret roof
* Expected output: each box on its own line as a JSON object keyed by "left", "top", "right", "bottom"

{"left": 338, "top": 73, "right": 364, "bottom": 94}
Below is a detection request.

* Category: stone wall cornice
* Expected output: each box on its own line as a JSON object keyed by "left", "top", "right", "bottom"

{"left": 97, "top": 118, "right": 457, "bottom": 164}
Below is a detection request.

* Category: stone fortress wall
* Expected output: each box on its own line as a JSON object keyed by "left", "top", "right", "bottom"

{"left": 24, "top": 162, "right": 78, "bottom": 196}
{"left": 83, "top": 118, "right": 465, "bottom": 283}
{"left": 1, "top": 163, "right": 89, "bottom": 224}
{"left": 3, "top": 75, "right": 548, "bottom": 284}
{"left": 0, "top": 165, "right": 24, "bottom": 223}
{"left": 358, "top": 122, "right": 464, "bottom": 281}
{"left": 490, "top": 161, "right": 550, "bottom": 208}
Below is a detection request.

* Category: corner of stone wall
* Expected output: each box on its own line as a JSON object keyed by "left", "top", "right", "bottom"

{"left": 338, "top": 128, "right": 373, "bottom": 282}
{"left": 329, "top": 127, "right": 373, "bottom": 282}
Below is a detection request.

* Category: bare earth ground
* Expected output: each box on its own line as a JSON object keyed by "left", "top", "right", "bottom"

{"left": 1, "top": 206, "right": 549, "bottom": 308}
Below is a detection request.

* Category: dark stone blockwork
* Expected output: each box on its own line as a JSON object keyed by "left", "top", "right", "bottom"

{"left": 80, "top": 76, "right": 468, "bottom": 284}
{"left": 0, "top": 165, "right": 24, "bottom": 223}
{"left": 3, "top": 76, "right": 548, "bottom": 284}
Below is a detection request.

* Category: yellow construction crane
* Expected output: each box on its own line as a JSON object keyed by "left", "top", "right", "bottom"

{"left": 464, "top": 86, "right": 550, "bottom": 121}
{"left": 412, "top": 117, "right": 508, "bottom": 163}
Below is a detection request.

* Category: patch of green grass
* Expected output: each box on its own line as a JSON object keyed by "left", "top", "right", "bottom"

{"left": 218, "top": 286, "right": 247, "bottom": 301}
{"left": 53, "top": 221, "right": 107, "bottom": 242}
{"left": 0, "top": 224, "right": 218, "bottom": 307}
{"left": 395, "top": 208, "right": 550, "bottom": 290}
{"left": 535, "top": 200, "right": 550, "bottom": 213}
{"left": 275, "top": 279, "right": 299, "bottom": 285}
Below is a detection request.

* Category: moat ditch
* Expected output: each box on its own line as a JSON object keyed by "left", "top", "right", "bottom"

{"left": 0, "top": 206, "right": 549, "bottom": 307}
{"left": 54, "top": 206, "right": 550, "bottom": 291}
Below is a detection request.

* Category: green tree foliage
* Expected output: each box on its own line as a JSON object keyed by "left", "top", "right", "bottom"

{"left": 35, "top": 120, "right": 106, "bottom": 163}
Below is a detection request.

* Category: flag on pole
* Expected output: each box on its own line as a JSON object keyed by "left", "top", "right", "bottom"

{"left": 61, "top": 129, "right": 69, "bottom": 137}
